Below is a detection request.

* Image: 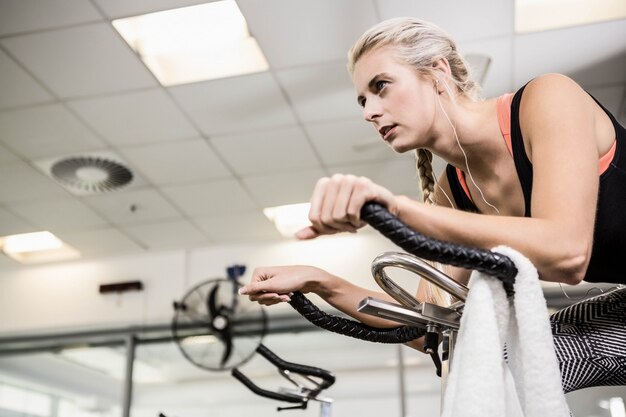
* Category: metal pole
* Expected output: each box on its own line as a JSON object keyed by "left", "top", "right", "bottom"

{"left": 397, "top": 344, "right": 407, "bottom": 417}
{"left": 122, "top": 334, "right": 136, "bottom": 417}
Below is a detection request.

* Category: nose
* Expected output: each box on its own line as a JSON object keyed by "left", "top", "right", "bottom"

{"left": 363, "top": 99, "right": 382, "bottom": 122}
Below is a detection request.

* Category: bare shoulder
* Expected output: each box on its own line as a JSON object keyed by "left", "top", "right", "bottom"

{"left": 520, "top": 74, "right": 591, "bottom": 115}
{"left": 519, "top": 74, "right": 596, "bottom": 143}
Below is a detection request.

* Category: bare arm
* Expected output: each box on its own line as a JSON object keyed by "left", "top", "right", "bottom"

{"left": 395, "top": 75, "right": 598, "bottom": 284}
{"left": 240, "top": 265, "right": 410, "bottom": 328}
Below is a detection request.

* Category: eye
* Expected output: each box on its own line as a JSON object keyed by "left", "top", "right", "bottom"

{"left": 375, "top": 80, "right": 389, "bottom": 92}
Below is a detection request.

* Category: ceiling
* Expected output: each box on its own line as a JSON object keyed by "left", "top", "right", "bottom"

{"left": 0, "top": 0, "right": 625, "bottom": 267}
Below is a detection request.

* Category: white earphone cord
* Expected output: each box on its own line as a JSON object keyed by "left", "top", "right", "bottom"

{"left": 435, "top": 79, "right": 500, "bottom": 214}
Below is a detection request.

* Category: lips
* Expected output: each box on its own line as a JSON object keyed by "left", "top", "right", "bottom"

{"left": 379, "top": 124, "right": 397, "bottom": 141}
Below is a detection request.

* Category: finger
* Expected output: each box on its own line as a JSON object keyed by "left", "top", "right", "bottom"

{"left": 308, "top": 177, "right": 330, "bottom": 232}
{"left": 334, "top": 175, "right": 361, "bottom": 228}
{"left": 295, "top": 226, "right": 320, "bottom": 240}
{"left": 248, "top": 292, "right": 278, "bottom": 302}
{"left": 315, "top": 179, "right": 346, "bottom": 234}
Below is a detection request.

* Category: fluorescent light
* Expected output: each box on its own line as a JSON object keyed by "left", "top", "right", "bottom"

{"left": 263, "top": 203, "right": 312, "bottom": 238}
{"left": 515, "top": 0, "right": 626, "bottom": 33}
{"left": 112, "top": 0, "right": 269, "bottom": 86}
{"left": 1, "top": 231, "right": 81, "bottom": 264}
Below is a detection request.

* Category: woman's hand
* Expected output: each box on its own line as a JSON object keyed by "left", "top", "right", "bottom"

{"left": 238, "top": 265, "right": 329, "bottom": 306}
{"left": 296, "top": 174, "right": 399, "bottom": 239}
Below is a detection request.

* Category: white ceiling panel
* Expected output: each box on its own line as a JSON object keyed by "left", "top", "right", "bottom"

{"left": 237, "top": 0, "right": 378, "bottom": 69}
{"left": 81, "top": 188, "right": 183, "bottom": 226}
{"left": 242, "top": 168, "right": 326, "bottom": 207}
{"left": 0, "top": 161, "right": 67, "bottom": 203}
{"left": 0, "top": 103, "right": 105, "bottom": 159}
{"left": 210, "top": 126, "right": 320, "bottom": 176}
{"left": 161, "top": 179, "right": 258, "bottom": 216}
{"left": 514, "top": 19, "right": 626, "bottom": 88}
{"left": 328, "top": 155, "right": 423, "bottom": 199}
{"left": 304, "top": 118, "right": 395, "bottom": 166}
{"left": 275, "top": 61, "right": 362, "bottom": 122}
{"left": 122, "top": 219, "right": 210, "bottom": 250}
{"left": 56, "top": 227, "right": 145, "bottom": 257}
{"left": 1, "top": 23, "right": 157, "bottom": 98}
{"left": 68, "top": 89, "right": 199, "bottom": 146}
{"left": 6, "top": 198, "right": 108, "bottom": 232}
{"left": 376, "top": 0, "right": 514, "bottom": 42}
{"left": 119, "top": 139, "right": 231, "bottom": 185}
{"left": 169, "top": 72, "right": 298, "bottom": 135}
{"left": 0, "top": 49, "right": 52, "bottom": 110}
{"left": 0, "top": 207, "right": 37, "bottom": 236}
{"left": 93, "top": 0, "right": 209, "bottom": 19}
{"left": 460, "top": 36, "right": 514, "bottom": 98}
{"left": 195, "top": 211, "right": 282, "bottom": 243}
{"left": 0, "top": 0, "right": 102, "bottom": 36}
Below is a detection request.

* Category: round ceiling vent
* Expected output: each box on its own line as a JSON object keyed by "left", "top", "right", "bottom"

{"left": 51, "top": 156, "right": 133, "bottom": 194}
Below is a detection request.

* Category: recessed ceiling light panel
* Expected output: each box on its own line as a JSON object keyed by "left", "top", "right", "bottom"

{"left": 113, "top": 0, "right": 270, "bottom": 85}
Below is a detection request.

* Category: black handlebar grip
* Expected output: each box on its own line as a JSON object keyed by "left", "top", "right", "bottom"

{"left": 257, "top": 344, "right": 336, "bottom": 389}
{"left": 232, "top": 368, "right": 305, "bottom": 404}
{"left": 289, "top": 291, "right": 426, "bottom": 343}
{"left": 360, "top": 201, "right": 517, "bottom": 295}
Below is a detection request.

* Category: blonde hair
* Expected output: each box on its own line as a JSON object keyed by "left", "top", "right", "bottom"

{"left": 347, "top": 17, "right": 481, "bottom": 100}
{"left": 348, "top": 17, "right": 478, "bottom": 306}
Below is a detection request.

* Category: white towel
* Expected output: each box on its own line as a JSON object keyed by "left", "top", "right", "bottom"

{"left": 441, "top": 246, "right": 571, "bottom": 417}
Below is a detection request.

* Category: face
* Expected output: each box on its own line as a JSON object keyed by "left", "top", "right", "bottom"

{"left": 353, "top": 46, "right": 437, "bottom": 153}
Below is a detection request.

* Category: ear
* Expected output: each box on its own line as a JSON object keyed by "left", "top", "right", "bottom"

{"left": 432, "top": 57, "right": 452, "bottom": 78}
{"left": 431, "top": 58, "right": 452, "bottom": 94}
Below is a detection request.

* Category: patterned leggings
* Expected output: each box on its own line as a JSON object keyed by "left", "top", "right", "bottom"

{"left": 551, "top": 286, "right": 626, "bottom": 393}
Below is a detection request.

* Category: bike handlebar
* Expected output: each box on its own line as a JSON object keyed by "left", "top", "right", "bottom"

{"left": 286, "top": 201, "right": 517, "bottom": 343}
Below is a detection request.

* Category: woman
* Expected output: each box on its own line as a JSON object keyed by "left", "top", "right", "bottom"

{"left": 239, "top": 17, "right": 626, "bottom": 392}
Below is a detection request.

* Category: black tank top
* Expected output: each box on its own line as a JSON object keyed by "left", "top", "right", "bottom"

{"left": 446, "top": 85, "right": 626, "bottom": 285}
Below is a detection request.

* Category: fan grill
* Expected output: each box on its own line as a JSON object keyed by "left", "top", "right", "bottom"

{"left": 51, "top": 156, "right": 133, "bottom": 194}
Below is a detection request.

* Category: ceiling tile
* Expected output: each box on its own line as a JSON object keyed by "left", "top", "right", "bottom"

{"left": 119, "top": 139, "right": 231, "bottom": 185}
{"left": 56, "top": 227, "right": 145, "bottom": 257}
{"left": 122, "top": 220, "right": 210, "bottom": 250}
{"left": 376, "top": 0, "right": 514, "bottom": 42}
{"left": 1, "top": 23, "right": 157, "bottom": 98}
{"left": 514, "top": 19, "right": 626, "bottom": 88}
{"left": 460, "top": 36, "right": 514, "bottom": 98}
{"left": 161, "top": 179, "right": 258, "bottom": 216}
{"left": 169, "top": 72, "right": 298, "bottom": 135}
{"left": 0, "top": 49, "right": 53, "bottom": 110}
{"left": 0, "top": 103, "right": 105, "bottom": 159}
{"left": 81, "top": 188, "right": 183, "bottom": 226}
{"left": 195, "top": 211, "right": 282, "bottom": 243}
{"left": 237, "top": 0, "right": 378, "bottom": 69}
{"left": 68, "top": 89, "right": 199, "bottom": 146}
{"left": 328, "top": 156, "right": 424, "bottom": 199}
{"left": 0, "top": 161, "right": 67, "bottom": 203}
{"left": 93, "top": 0, "right": 209, "bottom": 19}
{"left": 210, "top": 126, "right": 320, "bottom": 176}
{"left": 0, "top": 207, "right": 37, "bottom": 236}
{"left": 7, "top": 198, "right": 108, "bottom": 232}
{"left": 304, "top": 118, "right": 396, "bottom": 166}
{"left": 275, "top": 61, "right": 362, "bottom": 122}
{"left": 0, "top": 0, "right": 102, "bottom": 36}
{"left": 242, "top": 168, "right": 326, "bottom": 207}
